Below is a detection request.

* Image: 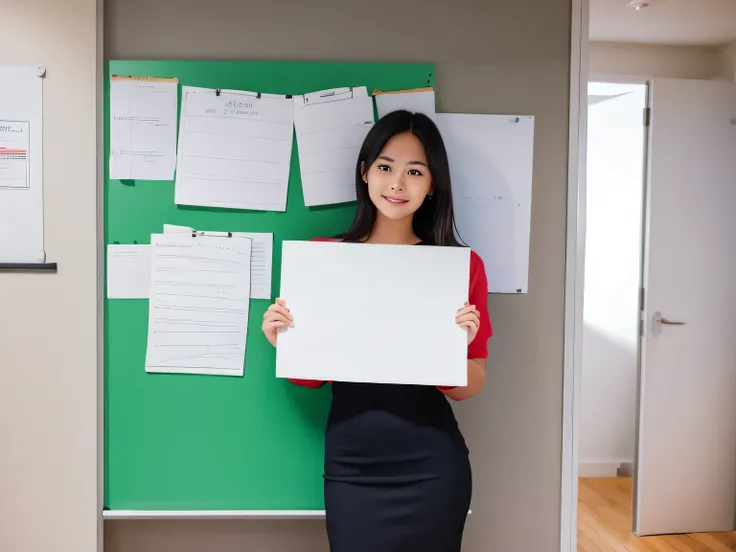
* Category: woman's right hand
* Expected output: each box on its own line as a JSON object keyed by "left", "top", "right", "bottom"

{"left": 262, "top": 298, "right": 294, "bottom": 347}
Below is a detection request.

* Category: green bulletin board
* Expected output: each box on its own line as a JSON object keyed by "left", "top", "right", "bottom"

{"left": 104, "top": 59, "right": 436, "bottom": 510}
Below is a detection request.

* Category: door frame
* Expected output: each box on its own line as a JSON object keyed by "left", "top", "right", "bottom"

{"left": 561, "top": 8, "right": 657, "bottom": 548}
{"left": 630, "top": 77, "right": 651, "bottom": 537}
{"left": 560, "top": 0, "right": 589, "bottom": 550}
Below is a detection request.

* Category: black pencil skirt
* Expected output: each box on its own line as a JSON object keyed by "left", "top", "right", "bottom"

{"left": 322, "top": 382, "right": 473, "bottom": 552}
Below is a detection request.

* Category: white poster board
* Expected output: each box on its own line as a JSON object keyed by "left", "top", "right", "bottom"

{"left": 436, "top": 113, "right": 535, "bottom": 294}
{"left": 0, "top": 65, "right": 45, "bottom": 263}
{"left": 276, "top": 241, "right": 470, "bottom": 386}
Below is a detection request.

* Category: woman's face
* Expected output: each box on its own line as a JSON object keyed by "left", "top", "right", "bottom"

{"left": 362, "top": 131, "right": 433, "bottom": 221}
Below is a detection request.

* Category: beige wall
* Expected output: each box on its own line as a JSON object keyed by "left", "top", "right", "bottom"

{"left": 590, "top": 41, "right": 727, "bottom": 80}
{"left": 0, "top": 2, "right": 101, "bottom": 552}
{"left": 719, "top": 42, "right": 736, "bottom": 81}
{"left": 1, "top": 0, "right": 574, "bottom": 551}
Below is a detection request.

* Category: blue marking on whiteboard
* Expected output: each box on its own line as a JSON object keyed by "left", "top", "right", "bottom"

{"left": 512, "top": 117, "right": 520, "bottom": 123}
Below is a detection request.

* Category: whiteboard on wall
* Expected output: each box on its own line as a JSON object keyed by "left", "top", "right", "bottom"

{"left": 436, "top": 113, "right": 535, "bottom": 294}
{"left": 0, "top": 65, "right": 45, "bottom": 264}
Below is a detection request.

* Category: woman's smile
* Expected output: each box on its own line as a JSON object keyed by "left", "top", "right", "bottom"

{"left": 382, "top": 195, "right": 409, "bottom": 204}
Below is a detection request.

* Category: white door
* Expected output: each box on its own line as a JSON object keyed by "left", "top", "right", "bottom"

{"left": 634, "top": 77, "right": 736, "bottom": 536}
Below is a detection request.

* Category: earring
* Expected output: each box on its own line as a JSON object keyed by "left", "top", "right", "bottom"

{"left": 427, "top": 194, "right": 433, "bottom": 200}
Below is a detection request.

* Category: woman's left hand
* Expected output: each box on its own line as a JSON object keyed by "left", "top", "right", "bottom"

{"left": 456, "top": 301, "right": 480, "bottom": 344}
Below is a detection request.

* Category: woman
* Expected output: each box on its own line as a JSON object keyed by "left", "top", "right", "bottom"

{"left": 262, "top": 110, "right": 492, "bottom": 551}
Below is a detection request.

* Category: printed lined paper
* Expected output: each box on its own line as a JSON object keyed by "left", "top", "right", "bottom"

{"left": 106, "top": 244, "right": 151, "bottom": 299}
{"left": 163, "top": 224, "right": 273, "bottom": 299}
{"left": 174, "top": 86, "right": 294, "bottom": 212}
{"left": 293, "top": 86, "right": 374, "bottom": 207}
{"left": 144, "top": 233, "right": 252, "bottom": 377}
{"left": 109, "top": 76, "right": 179, "bottom": 180}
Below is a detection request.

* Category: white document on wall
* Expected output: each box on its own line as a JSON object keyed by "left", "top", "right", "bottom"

{"left": 293, "top": 86, "right": 374, "bottom": 207}
{"left": 0, "top": 120, "right": 30, "bottom": 189}
{"left": 436, "top": 113, "right": 535, "bottom": 294}
{"left": 375, "top": 88, "right": 436, "bottom": 121}
{"left": 174, "top": 86, "right": 294, "bottom": 212}
{"left": 145, "top": 233, "right": 252, "bottom": 377}
{"left": 109, "top": 76, "right": 179, "bottom": 181}
{"left": 0, "top": 65, "right": 45, "bottom": 263}
{"left": 276, "top": 241, "right": 470, "bottom": 386}
{"left": 163, "top": 224, "right": 273, "bottom": 299}
{"left": 106, "top": 244, "right": 151, "bottom": 299}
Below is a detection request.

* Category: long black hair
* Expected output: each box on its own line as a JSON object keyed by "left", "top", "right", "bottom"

{"left": 337, "top": 110, "right": 462, "bottom": 246}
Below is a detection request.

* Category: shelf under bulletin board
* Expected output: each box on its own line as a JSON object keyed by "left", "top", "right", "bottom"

{"left": 103, "top": 59, "right": 436, "bottom": 514}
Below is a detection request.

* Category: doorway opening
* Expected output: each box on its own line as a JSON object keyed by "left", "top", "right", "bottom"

{"left": 574, "top": 78, "right": 736, "bottom": 551}
{"left": 579, "top": 80, "right": 647, "bottom": 481}
{"left": 577, "top": 80, "right": 648, "bottom": 551}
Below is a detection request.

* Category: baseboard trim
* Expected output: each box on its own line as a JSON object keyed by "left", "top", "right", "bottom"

{"left": 617, "top": 461, "right": 634, "bottom": 477}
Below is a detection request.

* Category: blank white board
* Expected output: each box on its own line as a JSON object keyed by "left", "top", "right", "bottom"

{"left": 0, "top": 65, "right": 45, "bottom": 263}
{"left": 276, "top": 241, "right": 470, "bottom": 386}
{"left": 436, "top": 113, "right": 535, "bottom": 294}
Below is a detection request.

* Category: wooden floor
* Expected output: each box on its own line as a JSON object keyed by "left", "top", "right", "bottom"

{"left": 578, "top": 477, "right": 736, "bottom": 552}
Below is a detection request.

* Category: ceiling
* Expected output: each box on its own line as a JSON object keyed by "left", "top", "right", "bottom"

{"left": 589, "top": 0, "right": 736, "bottom": 46}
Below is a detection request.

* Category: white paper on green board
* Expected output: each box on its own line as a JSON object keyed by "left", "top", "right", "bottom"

{"left": 145, "top": 233, "right": 252, "bottom": 377}
{"left": 109, "top": 78, "right": 179, "bottom": 180}
{"left": 106, "top": 244, "right": 151, "bottom": 299}
{"left": 293, "top": 86, "right": 374, "bottom": 207}
{"left": 375, "top": 89, "right": 436, "bottom": 121}
{"left": 164, "top": 224, "right": 273, "bottom": 300}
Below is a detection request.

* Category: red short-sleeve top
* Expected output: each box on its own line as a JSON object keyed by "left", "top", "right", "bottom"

{"left": 285, "top": 237, "right": 493, "bottom": 389}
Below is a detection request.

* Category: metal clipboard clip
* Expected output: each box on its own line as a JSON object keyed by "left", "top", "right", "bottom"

{"left": 214, "top": 88, "right": 292, "bottom": 100}
{"left": 215, "top": 88, "right": 261, "bottom": 98}
{"left": 189, "top": 230, "right": 234, "bottom": 238}
{"left": 302, "top": 87, "right": 356, "bottom": 106}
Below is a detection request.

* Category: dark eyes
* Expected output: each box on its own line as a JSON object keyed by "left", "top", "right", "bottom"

{"left": 376, "top": 165, "right": 424, "bottom": 177}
